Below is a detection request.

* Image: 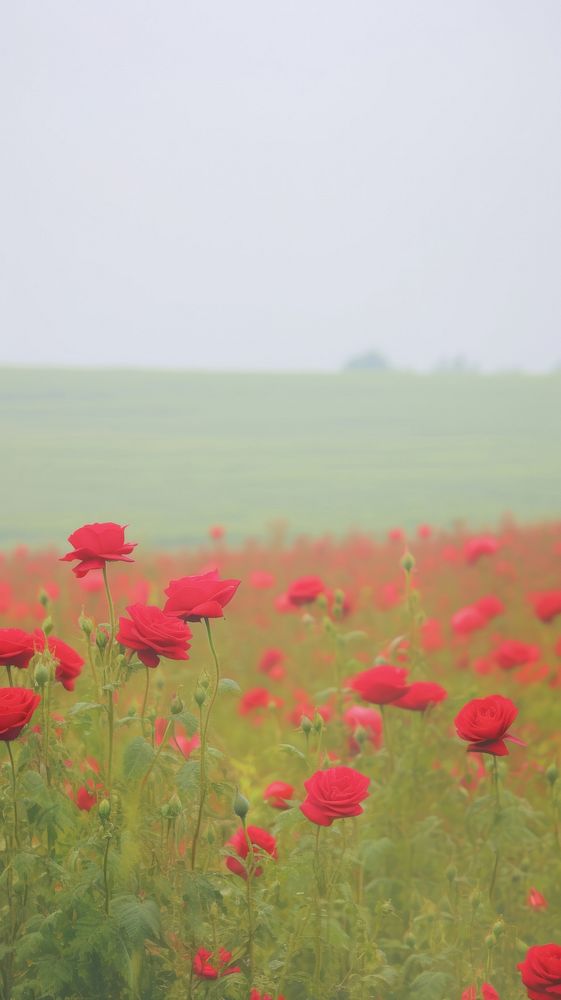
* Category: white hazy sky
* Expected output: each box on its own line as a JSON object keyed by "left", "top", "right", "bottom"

{"left": 2, "top": 1, "right": 560, "bottom": 372}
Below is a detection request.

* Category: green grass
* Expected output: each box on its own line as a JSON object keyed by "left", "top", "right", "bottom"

{"left": 1, "top": 366, "right": 560, "bottom": 547}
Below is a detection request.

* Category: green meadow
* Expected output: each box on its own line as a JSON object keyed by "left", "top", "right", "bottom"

{"left": 1, "top": 367, "right": 560, "bottom": 547}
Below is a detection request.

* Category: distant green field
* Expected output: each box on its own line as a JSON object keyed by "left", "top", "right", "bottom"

{"left": 1, "top": 367, "right": 560, "bottom": 547}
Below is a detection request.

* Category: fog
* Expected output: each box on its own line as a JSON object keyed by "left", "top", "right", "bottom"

{"left": 2, "top": 1, "right": 560, "bottom": 372}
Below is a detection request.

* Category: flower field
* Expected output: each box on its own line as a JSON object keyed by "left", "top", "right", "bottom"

{"left": 2, "top": 519, "right": 561, "bottom": 999}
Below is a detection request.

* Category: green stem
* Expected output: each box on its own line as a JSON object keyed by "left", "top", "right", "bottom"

{"left": 141, "top": 720, "right": 173, "bottom": 790}
{"left": 102, "top": 565, "right": 116, "bottom": 661}
{"left": 489, "top": 757, "right": 501, "bottom": 901}
{"left": 102, "top": 834, "right": 111, "bottom": 915}
{"left": 107, "top": 687, "right": 115, "bottom": 792}
{"left": 44, "top": 672, "right": 52, "bottom": 786}
{"left": 86, "top": 639, "right": 100, "bottom": 701}
{"left": 243, "top": 821, "right": 256, "bottom": 985}
{"left": 380, "top": 705, "right": 394, "bottom": 773}
{"left": 6, "top": 742, "right": 19, "bottom": 849}
{"left": 190, "top": 618, "right": 221, "bottom": 871}
{"left": 6, "top": 665, "right": 13, "bottom": 687}
{"left": 141, "top": 666, "right": 151, "bottom": 737}
{"left": 313, "top": 826, "right": 323, "bottom": 995}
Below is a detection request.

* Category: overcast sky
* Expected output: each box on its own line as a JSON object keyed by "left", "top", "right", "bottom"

{"left": 2, "top": 2, "right": 560, "bottom": 372}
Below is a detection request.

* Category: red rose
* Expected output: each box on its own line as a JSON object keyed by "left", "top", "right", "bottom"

{"left": 60, "top": 522, "right": 137, "bottom": 578}
{"left": 0, "top": 628, "right": 36, "bottom": 670}
{"left": 452, "top": 606, "right": 487, "bottom": 636}
{"left": 225, "top": 825, "right": 277, "bottom": 878}
{"left": 0, "top": 687, "right": 41, "bottom": 741}
{"left": 528, "top": 888, "right": 548, "bottom": 910}
{"left": 264, "top": 781, "right": 294, "bottom": 810}
{"left": 349, "top": 664, "right": 410, "bottom": 705}
{"left": 494, "top": 640, "right": 539, "bottom": 671}
{"left": 464, "top": 535, "right": 499, "bottom": 564}
{"left": 393, "top": 681, "right": 447, "bottom": 712}
{"left": 250, "top": 992, "right": 285, "bottom": 1000}
{"left": 164, "top": 570, "right": 240, "bottom": 622}
{"left": 344, "top": 705, "right": 383, "bottom": 751}
{"left": 518, "top": 943, "right": 561, "bottom": 999}
{"left": 454, "top": 694, "right": 524, "bottom": 756}
{"left": 192, "top": 947, "right": 240, "bottom": 980}
{"left": 531, "top": 591, "right": 561, "bottom": 624}
{"left": 286, "top": 575, "right": 327, "bottom": 607}
{"left": 34, "top": 632, "right": 85, "bottom": 691}
{"left": 462, "top": 986, "right": 500, "bottom": 1000}
{"left": 239, "top": 688, "right": 284, "bottom": 717}
{"left": 117, "top": 603, "right": 192, "bottom": 668}
{"left": 300, "top": 766, "right": 370, "bottom": 826}
{"left": 474, "top": 595, "right": 505, "bottom": 621}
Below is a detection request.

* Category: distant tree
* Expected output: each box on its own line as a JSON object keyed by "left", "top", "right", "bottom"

{"left": 344, "top": 350, "right": 390, "bottom": 371}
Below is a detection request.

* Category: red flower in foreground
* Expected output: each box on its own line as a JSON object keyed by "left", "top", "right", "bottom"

{"left": 454, "top": 694, "right": 524, "bottom": 756}
{"left": 117, "top": 603, "right": 192, "bottom": 667}
{"left": 393, "top": 681, "right": 447, "bottom": 712}
{"left": 264, "top": 781, "right": 294, "bottom": 810}
{"left": 0, "top": 687, "right": 41, "bottom": 741}
{"left": 225, "top": 825, "right": 278, "bottom": 878}
{"left": 192, "top": 947, "right": 240, "bottom": 980}
{"left": 300, "top": 766, "right": 370, "bottom": 827}
{"left": 60, "top": 522, "right": 137, "bottom": 578}
{"left": 164, "top": 570, "right": 240, "bottom": 622}
{"left": 531, "top": 590, "right": 561, "bottom": 624}
{"left": 518, "top": 943, "right": 561, "bottom": 998}
{"left": 286, "top": 575, "right": 326, "bottom": 607}
{"left": 349, "top": 664, "right": 409, "bottom": 705}
{"left": 0, "top": 628, "right": 36, "bottom": 670}
{"left": 33, "top": 632, "right": 85, "bottom": 692}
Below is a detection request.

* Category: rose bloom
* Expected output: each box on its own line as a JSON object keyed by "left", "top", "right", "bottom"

{"left": 392, "top": 681, "right": 448, "bottom": 712}
{"left": 494, "top": 639, "right": 540, "bottom": 671}
{"left": 239, "top": 687, "right": 284, "bottom": 717}
{"left": 518, "top": 943, "right": 561, "bottom": 999}
{"left": 300, "top": 766, "right": 370, "bottom": 827}
{"left": 527, "top": 887, "right": 548, "bottom": 910}
{"left": 454, "top": 694, "right": 524, "bottom": 756}
{"left": 60, "top": 522, "right": 137, "bottom": 578}
{"left": 250, "top": 992, "right": 285, "bottom": 1000}
{"left": 474, "top": 595, "right": 505, "bottom": 621}
{"left": 0, "top": 628, "right": 36, "bottom": 670}
{"left": 344, "top": 705, "right": 383, "bottom": 752}
{"left": 164, "top": 570, "right": 240, "bottom": 622}
{"left": 192, "top": 947, "right": 240, "bottom": 980}
{"left": 33, "top": 632, "right": 85, "bottom": 692}
{"left": 349, "top": 664, "right": 410, "bottom": 705}
{"left": 531, "top": 590, "right": 561, "bottom": 624}
{"left": 117, "top": 603, "right": 192, "bottom": 668}
{"left": 286, "top": 575, "right": 326, "bottom": 607}
{"left": 462, "top": 986, "right": 499, "bottom": 1000}
{"left": 225, "top": 825, "right": 277, "bottom": 878}
{"left": 464, "top": 535, "right": 499, "bottom": 564}
{"left": 0, "top": 687, "right": 41, "bottom": 741}
{"left": 451, "top": 606, "right": 487, "bottom": 636}
{"left": 264, "top": 781, "right": 294, "bottom": 810}
{"left": 258, "top": 647, "right": 286, "bottom": 680}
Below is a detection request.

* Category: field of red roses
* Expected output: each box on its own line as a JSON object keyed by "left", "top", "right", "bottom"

{"left": 2, "top": 520, "right": 561, "bottom": 1000}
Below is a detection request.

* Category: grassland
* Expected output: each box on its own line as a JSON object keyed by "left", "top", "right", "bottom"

{"left": 1, "top": 366, "right": 560, "bottom": 547}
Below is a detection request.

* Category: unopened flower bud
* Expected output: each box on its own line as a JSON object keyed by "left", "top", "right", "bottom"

{"left": 170, "top": 694, "right": 184, "bottom": 715}
{"left": 233, "top": 791, "right": 250, "bottom": 821}
{"left": 401, "top": 551, "right": 415, "bottom": 573}
{"left": 99, "top": 798, "right": 111, "bottom": 821}
{"left": 167, "top": 794, "right": 182, "bottom": 818}
{"left": 79, "top": 613, "right": 94, "bottom": 637}
{"left": 323, "top": 617, "right": 336, "bottom": 636}
{"left": 96, "top": 631, "right": 108, "bottom": 652}
{"left": 546, "top": 763, "right": 559, "bottom": 786}
{"left": 300, "top": 715, "right": 313, "bottom": 735}
{"left": 34, "top": 662, "right": 50, "bottom": 688}
{"left": 194, "top": 687, "right": 207, "bottom": 707}
{"left": 492, "top": 920, "right": 505, "bottom": 939}
{"left": 313, "top": 712, "right": 324, "bottom": 734}
{"left": 316, "top": 593, "right": 328, "bottom": 610}
{"left": 38, "top": 589, "right": 49, "bottom": 608}
{"left": 42, "top": 617, "right": 53, "bottom": 637}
